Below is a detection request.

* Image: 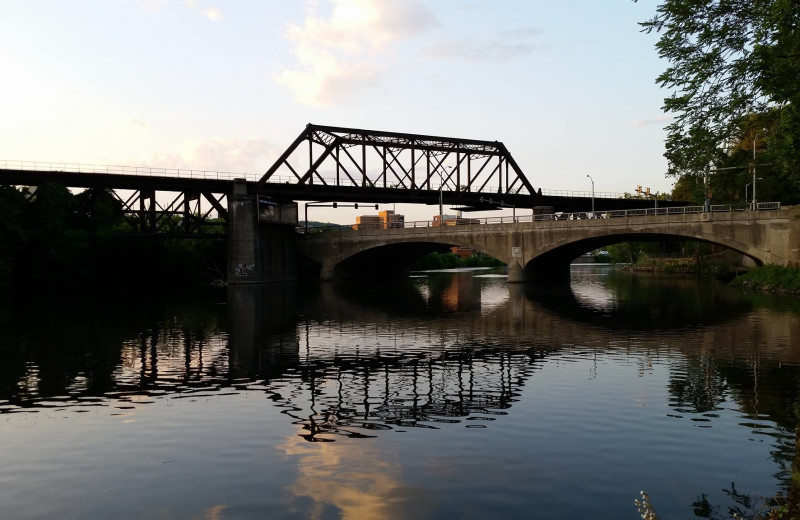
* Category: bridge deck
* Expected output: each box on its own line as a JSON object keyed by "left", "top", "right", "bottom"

{"left": 0, "top": 166, "right": 689, "bottom": 213}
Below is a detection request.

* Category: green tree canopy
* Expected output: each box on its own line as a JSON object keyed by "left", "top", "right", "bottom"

{"left": 641, "top": 0, "right": 800, "bottom": 203}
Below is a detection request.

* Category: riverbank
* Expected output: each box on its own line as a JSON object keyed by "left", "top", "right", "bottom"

{"left": 619, "top": 250, "right": 747, "bottom": 279}
{"left": 730, "top": 265, "right": 800, "bottom": 295}
{"left": 620, "top": 254, "right": 800, "bottom": 295}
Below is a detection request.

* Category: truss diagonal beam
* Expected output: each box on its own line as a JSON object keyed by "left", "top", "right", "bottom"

{"left": 257, "top": 123, "right": 538, "bottom": 199}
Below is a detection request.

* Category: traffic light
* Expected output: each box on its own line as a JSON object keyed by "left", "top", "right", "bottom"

{"left": 354, "top": 203, "right": 358, "bottom": 209}
{"left": 645, "top": 187, "right": 650, "bottom": 196}
{"left": 333, "top": 202, "right": 337, "bottom": 208}
{"left": 636, "top": 185, "right": 642, "bottom": 194}
{"left": 374, "top": 204, "right": 379, "bottom": 209}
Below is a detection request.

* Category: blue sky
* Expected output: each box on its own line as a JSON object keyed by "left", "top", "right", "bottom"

{"left": 1, "top": 0, "right": 676, "bottom": 223}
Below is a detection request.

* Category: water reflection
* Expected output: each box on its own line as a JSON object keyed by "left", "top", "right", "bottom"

{"left": 2, "top": 272, "right": 800, "bottom": 429}
{"left": 2, "top": 269, "right": 800, "bottom": 518}
{"left": 279, "top": 431, "right": 404, "bottom": 518}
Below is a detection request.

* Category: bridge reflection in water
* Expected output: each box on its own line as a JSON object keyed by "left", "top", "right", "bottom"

{"left": 3, "top": 271, "right": 798, "bottom": 433}
{"left": 2, "top": 270, "right": 800, "bottom": 518}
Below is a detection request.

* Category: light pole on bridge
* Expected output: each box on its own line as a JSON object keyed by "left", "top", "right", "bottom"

{"left": 439, "top": 165, "right": 452, "bottom": 225}
{"left": 752, "top": 133, "right": 760, "bottom": 210}
{"left": 586, "top": 174, "right": 594, "bottom": 216}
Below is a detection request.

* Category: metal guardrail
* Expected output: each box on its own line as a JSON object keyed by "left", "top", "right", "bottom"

{"left": 0, "top": 159, "right": 263, "bottom": 182}
{"left": 538, "top": 188, "right": 631, "bottom": 199}
{"left": 300, "top": 202, "right": 782, "bottom": 233}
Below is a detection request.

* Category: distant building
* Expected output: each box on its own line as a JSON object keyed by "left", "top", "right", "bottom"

{"left": 433, "top": 213, "right": 480, "bottom": 226}
{"left": 352, "top": 210, "right": 405, "bottom": 230}
{"left": 450, "top": 246, "right": 476, "bottom": 258}
{"left": 380, "top": 210, "right": 404, "bottom": 228}
{"left": 353, "top": 215, "right": 381, "bottom": 230}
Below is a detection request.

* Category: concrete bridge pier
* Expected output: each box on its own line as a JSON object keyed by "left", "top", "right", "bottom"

{"left": 227, "top": 180, "right": 299, "bottom": 284}
{"left": 507, "top": 261, "right": 531, "bottom": 283}
{"left": 507, "top": 259, "right": 570, "bottom": 283}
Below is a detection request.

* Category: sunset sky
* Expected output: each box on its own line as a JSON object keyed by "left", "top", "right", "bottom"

{"left": 1, "top": 0, "right": 676, "bottom": 222}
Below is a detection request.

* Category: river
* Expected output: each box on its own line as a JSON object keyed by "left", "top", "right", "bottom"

{"left": 1, "top": 265, "right": 799, "bottom": 519}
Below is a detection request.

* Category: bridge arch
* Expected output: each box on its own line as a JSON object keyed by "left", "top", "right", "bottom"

{"left": 302, "top": 236, "right": 508, "bottom": 280}
{"left": 519, "top": 230, "right": 764, "bottom": 281}
{"left": 299, "top": 207, "right": 799, "bottom": 282}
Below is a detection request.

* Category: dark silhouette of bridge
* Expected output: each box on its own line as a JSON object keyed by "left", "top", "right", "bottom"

{"left": 0, "top": 124, "right": 686, "bottom": 222}
{"left": 10, "top": 124, "right": 794, "bottom": 285}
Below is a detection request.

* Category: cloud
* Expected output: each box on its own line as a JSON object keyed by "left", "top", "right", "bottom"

{"left": 275, "top": 0, "right": 438, "bottom": 106}
{"left": 135, "top": 136, "right": 279, "bottom": 175}
{"left": 425, "top": 28, "right": 544, "bottom": 62}
{"left": 630, "top": 115, "right": 674, "bottom": 127}
{"left": 185, "top": 0, "right": 223, "bottom": 21}
{"left": 127, "top": 117, "right": 149, "bottom": 130}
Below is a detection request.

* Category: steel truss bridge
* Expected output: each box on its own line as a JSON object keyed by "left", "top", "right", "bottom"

{"left": 1, "top": 124, "right": 686, "bottom": 236}
{"left": 259, "top": 123, "right": 538, "bottom": 210}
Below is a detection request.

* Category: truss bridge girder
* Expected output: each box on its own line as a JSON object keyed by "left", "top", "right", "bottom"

{"left": 111, "top": 188, "right": 228, "bottom": 237}
{"left": 258, "top": 124, "right": 538, "bottom": 201}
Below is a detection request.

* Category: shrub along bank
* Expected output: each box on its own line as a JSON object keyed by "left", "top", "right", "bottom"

{"left": 410, "top": 251, "right": 504, "bottom": 271}
{"left": 730, "top": 265, "right": 800, "bottom": 294}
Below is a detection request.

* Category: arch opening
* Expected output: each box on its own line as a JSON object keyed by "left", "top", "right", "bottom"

{"left": 521, "top": 233, "right": 762, "bottom": 282}
{"left": 329, "top": 241, "right": 504, "bottom": 280}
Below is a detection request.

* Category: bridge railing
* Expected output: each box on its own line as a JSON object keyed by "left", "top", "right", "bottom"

{"left": 301, "top": 202, "right": 782, "bottom": 233}
{"left": 0, "top": 159, "right": 264, "bottom": 182}
{"left": 1, "top": 160, "right": 661, "bottom": 199}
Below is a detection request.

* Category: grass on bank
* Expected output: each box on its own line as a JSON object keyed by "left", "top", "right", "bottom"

{"left": 731, "top": 265, "right": 800, "bottom": 293}
{"left": 628, "top": 250, "right": 747, "bottom": 277}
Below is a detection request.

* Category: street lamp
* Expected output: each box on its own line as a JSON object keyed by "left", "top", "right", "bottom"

{"left": 745, "top": 178, "right": 763, "bottom": 205}
{"left": 586, "top": 174, "right": 595, "bottom": 216}
{"left": 752, "top": 133, "right": 760, "bottom": 209}
{"left": 439, "top": 165, "right": 451, "bottom": 226}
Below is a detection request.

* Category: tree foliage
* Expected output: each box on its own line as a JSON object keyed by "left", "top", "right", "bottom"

{"left": 641, "top": 0, "right": 800, "bottom": 202}
{"left": 0, "top": 184, "right": 226, "bottom": 290}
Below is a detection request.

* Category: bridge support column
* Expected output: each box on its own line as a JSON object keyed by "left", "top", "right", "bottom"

{"left": 507, "top": 259, "right": 570, "bottom": 283}
{"left": 227, "top": 180, "right": 299, "bottom": 284}
{"left": 507, "top": 261, "right": 533, "bottom": 283}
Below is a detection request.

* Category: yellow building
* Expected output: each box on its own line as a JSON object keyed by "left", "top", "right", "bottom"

{"left": 353, "top": 210, "right": 405, "bottom": 230}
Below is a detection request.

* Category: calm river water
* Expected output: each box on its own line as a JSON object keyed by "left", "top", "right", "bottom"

{"left": 2, "top": 265, "right": 800, "bottom": 519}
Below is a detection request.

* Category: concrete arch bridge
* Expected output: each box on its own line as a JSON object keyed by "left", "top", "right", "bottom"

{"left": 299, "top": 206, "right": 800, "bottom": 282}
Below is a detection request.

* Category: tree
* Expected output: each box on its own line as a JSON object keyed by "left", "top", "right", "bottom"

{"left": 0, "top": 186, "right": 29, "bottom": 283}
{"left": 640, "top": 0, "right": 800, "bottom": 202}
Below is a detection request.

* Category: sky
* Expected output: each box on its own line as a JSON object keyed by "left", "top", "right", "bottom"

{"left": 0, "top": 0, "right": 676, "bottom": 223}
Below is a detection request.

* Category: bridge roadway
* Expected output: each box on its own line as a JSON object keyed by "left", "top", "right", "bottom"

{"left": 297, "top": 205, "right": 800, "bottom": 282}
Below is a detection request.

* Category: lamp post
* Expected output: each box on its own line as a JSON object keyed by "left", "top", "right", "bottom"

{"left": 752, "top": 133, "right": 759, "bottom": 209}
{"left": 439, "top": 169, "right": 443, "bottom": 225}
{"left": 745, "top": 178, "right": 763, "bottom": 206}
{"left": 586, "top": 174, "right": 595, "bottom": 216}
{"left": 438, "top": 165, "right": 451, "bottom": 226}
